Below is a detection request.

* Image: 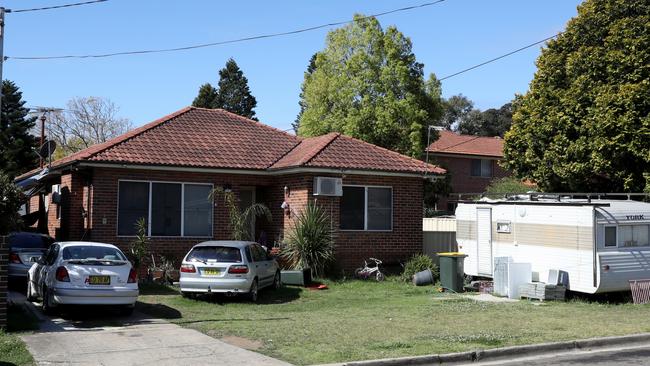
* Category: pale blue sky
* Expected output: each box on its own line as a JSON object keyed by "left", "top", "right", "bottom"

{"left": 4, "top": 0, "right": 582, "bottom": 132}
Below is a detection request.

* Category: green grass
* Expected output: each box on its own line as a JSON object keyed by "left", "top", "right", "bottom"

{"left": 137, "top": 280, "right": 650, "bottom": 365}
{"left": 0, "top": 305, "right": 39, "bottom": 366}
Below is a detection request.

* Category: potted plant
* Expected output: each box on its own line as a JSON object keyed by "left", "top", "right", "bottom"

{"left": 129, "top": 217, "right": 148, "bottom": 281}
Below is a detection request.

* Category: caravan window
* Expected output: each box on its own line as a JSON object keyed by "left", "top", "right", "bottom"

{"left": 619, "top": 225, "right": 650, "bottom": 247}
{"left": 604, "top": 226, "right": 617, "bottom": 247}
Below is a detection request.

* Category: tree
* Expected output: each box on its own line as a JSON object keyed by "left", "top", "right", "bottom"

{"left": 0, "top": 172, "right": 23, "bottom": 234}
{"left": 293, "top": 53, "right": 318, "bottom": 133}
{"left": 192, "top": 59, "right": 258, "bottom": 120}
{"left": 503, "top": 0, "right": 650, "bottom": 192}
{"left": 48, "top": 97, "right": 132, "bottom": 159}
{"left": 439, "top": 94, "right": 474, "bottom": 131}
{"left": 484, "top": 177, "right": 537, "bottom": 197}
{"left": 192, "top": 83, "right": 218, "bottom": 108}
{"left": 0, "top": 80, "right": 39, "bottom": 178}
{"left": 297, "top": 15, "right": 442, "bottom": 157}
{"left": 457, "top": 103, "right": 512, "bottom": 137}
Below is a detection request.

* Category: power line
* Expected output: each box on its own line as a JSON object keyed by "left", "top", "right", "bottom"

{"left": 439, "top": 33, "right": 562, "bottom": 81}
{"left": 7, "top": 0, "right": 108, "bottom": 14}
{"left": 6, "top": 0, "right": 446, "bottom": 60}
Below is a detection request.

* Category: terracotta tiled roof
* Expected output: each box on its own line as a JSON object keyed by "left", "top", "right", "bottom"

{"left": 426, "top": 130, "right": 504, "bottom": 158}
{"left": 18, "top": 107, "right": 444, "bottom": 179}
{"left": 288, "top": 134, "right": 445, "bottom": 174}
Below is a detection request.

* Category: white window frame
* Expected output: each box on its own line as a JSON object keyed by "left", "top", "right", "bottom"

{"left": 340, "top": 185, "right": 393, "bottom": 232}
{"left": 117, "top": 179, "right": 214, "bottom": 238}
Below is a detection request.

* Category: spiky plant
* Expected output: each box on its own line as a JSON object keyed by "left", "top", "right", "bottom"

{"left": 129, "top": 217, "right": 148, "bottom": 275}
{"left": 210, "top": 187, "right": 272, "bottom": 241}
{"left": 281, "top": 201, "right": 334, "bottom": 278}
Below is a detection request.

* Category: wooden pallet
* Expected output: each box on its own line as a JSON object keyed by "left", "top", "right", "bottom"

{"left": 519, "top": 282, "right": 566, "bottom": 301}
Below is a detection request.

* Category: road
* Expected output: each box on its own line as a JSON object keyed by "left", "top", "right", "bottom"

{"left": 474, "top": 345, "right": 650, "bottom": 366}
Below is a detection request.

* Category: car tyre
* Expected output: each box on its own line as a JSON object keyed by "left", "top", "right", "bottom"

{"left": 26, "top": 278, "right": 37, "bottom": 302}
{"left": 249, "top": 279, "right": 259, "bottom": 303}
{"left": 120, "top": 306, "right": 135, "bottom": 316}
{"left": 273, "top": 271, "right": 281, "bottom": 290}
{"left": 42, "top": 286, "right": 57, "bottom": 315}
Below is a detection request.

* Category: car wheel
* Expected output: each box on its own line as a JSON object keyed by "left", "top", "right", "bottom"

{"left": 120, "top": 306, "right": 135, "bottom": 316}
{"left": 249, "top": 279, "right": 259, "bottom": 303}
{"left": 42, "top": 287, "right": 57, "bottom": 315}
{"left": 26, "top": 279, "right": 37, "bottom": 302}
{"left": 273, "top": 271, "right": 281, "bottom": 290}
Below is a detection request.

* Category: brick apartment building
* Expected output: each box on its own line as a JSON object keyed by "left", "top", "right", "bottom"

{"left": 426, "top": 130, "right": 510, "bottom": 212}
{"left": 17, "top": 107, "right": 445, "bottom": 271}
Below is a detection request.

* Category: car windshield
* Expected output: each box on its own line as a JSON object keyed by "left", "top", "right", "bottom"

{"left": 62, "top": 246, "right": 127, "bottom": 262}
{"left": 9, "top": 233, "right": 54, "bottom": 249}
{"left": 187, "top": 246, "right": 242, "bottom": 263}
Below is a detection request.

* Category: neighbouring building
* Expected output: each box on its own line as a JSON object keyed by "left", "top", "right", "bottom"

{"left": 426, "top": 130, "right": 510, "bottom": 212}
{"left": 17, "top": 107, "right": 445, "bottom": 271}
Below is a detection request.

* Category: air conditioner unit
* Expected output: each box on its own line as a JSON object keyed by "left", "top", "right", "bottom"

{"left": 313, "top": 177, "right": 343, "bottom": 196}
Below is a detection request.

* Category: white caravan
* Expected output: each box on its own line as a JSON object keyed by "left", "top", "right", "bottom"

{"left": 456, "top": 197, "right": 650, "bottom": 294}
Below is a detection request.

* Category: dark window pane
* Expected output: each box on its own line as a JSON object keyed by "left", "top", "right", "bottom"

{"left": 251, "top": 245, "right": 266, "bottom": 262}
{"left": 604, "top": 227, "right": 617, "bottom": 247}
{"left": 186, "top": 246, "right": 242, "bottom": 263}
{"left": 184, "top": 184, "right": 213, "bottom": 236}
{"left": 9, "top": 233, "right": 53, "bottom": 249}
{"left": 340, "top": 186, "right": 365, "bottom": 230}
{"left": 471, "top": 160, "right": 481, "bottom": 177}
{"left": 118, "top": 181, "right": 149, "bottom": 235}
{"left": 481, "top": 159, "right": 493, "bottom": 177}
{"left": 367, "top": 188, "right": 392, "bottom": 230}
{"left": 151, "top": 183, "right": 181, "bottom": 236}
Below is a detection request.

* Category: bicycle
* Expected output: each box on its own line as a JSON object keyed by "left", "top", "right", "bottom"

{"left": 354, "top": 258, "right": 385, "bottom": 281}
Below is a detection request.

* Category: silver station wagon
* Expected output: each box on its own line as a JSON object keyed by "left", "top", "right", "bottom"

{"left": 179, "top": 241, "right": 281, "bottom": 302}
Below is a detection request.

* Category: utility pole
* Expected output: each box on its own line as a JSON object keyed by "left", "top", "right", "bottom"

{"left": 39, "top": 114, "right": 46, "bottom": 167}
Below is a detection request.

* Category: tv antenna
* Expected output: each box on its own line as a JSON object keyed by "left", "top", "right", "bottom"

{"left": 28, "top": 106, "right": 63, "bottom": 168}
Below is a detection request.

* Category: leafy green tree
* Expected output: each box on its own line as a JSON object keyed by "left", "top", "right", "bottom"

{"left": 292, "top": 53, "right": 318, "bottom": 133}
{"left": 0, "top": 172, "right": 23, "bottom": 235}
{"left": 297, "top": 15, "right": 442, "bottom": 157}
{"left": 503, "top": 0, "right": 650, "bottom": 192}
{"left": 192, "top": 59, "right": 258, "bottom": 120}
{"left": 439, "top": 94, "right": 474, "bottom": 130}
{"left": 485, "top": 177, "right": 536, "bottom": 197}
{"left": 192, "top": 83, "right": 219, "bottom": 108}
{"left": 457, "top": 103, "right": 512, "bottom": 137}
{"left": 0, "top": 80, "right": 38, "bottom": 178}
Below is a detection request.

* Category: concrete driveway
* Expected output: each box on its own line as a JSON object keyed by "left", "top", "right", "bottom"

{"left": 12, "top": 292, "right": 291, "bottom": 366}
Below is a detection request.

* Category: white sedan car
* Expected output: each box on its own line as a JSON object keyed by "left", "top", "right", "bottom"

{"left": 27, "top": 241, "right": 139, "bottom": 315}
{"left": 179, "top": 241, "right": 281, "bottom": 302}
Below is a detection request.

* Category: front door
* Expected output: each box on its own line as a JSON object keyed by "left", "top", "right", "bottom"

{"left": 239, "top": 187, "right": 256, "bottom": 240}
{"left": 476, "top": 208, "right": 493, "bottom": 276}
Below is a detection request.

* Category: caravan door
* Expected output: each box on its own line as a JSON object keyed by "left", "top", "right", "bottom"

{"left": 476, "top": 207, "right": 493, "bottom": 276}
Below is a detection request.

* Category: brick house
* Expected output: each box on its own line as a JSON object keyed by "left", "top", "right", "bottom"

{"left": 17, "top": 107, "right": 444, "bottom": 271}
{"left": 426, "top": 130, "right": 510, "bottom": 212}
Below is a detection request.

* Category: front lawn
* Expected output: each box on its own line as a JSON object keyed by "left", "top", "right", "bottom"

{"left": 0, "top": 305, "right": 39, "bottom": 366}
{"left": 137, "top": 280, "right": 650, "bottom": 365}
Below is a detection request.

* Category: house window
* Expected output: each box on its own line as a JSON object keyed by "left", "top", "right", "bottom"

{"left": 604, "top": 226, "right": 617, "bottom": 247}
{"left": 340, "top": 186, "right": 392, "bottom": 231}
{"left": 118, "top": 181, "right": 149, "bottom": 235}
{"left": 471, "top": 159, "right": 493, "bottom": 177}
{"left": 619, "top": 225, "right": 650, "bottom": 247}
{"left": 118, "top": 181, "right": 213, "bottom": 237}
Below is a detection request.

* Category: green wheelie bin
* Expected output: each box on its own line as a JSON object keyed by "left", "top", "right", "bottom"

{"left": 437, "top": 252, "right": 468, "bottom": 292}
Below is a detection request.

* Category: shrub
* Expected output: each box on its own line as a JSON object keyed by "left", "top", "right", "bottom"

{"left": 129, "top": 217, "right": 148, "bottom": 275}
{"left": 0, "top": 172, "right": 23, "bottom": 235}
{"left": 401, "top": 254, "right": 438, "bottom": 283}
{"left": 280, "top": 201, "right": 334, "bottom": 278}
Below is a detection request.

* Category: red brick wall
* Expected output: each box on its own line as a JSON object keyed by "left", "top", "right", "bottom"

{"left": 0, "top": 235, "right": 7, "bottom": 329}
{"left": 433, "top": 155, "right": 510, "bottom": 211}
{"left": 58, "top": 167, "right": 423, "bottom": 272}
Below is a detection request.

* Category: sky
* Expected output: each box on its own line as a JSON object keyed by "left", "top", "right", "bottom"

{"left": 4, "top": 0, "right": 583, "bottom": 132}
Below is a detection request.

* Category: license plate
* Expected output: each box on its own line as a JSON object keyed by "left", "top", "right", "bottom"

{"left": 203, "top": 269, "right": 220, "bottom": 276}
{"left": 88, "top": 276, "right": 111, "bottom": 285}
